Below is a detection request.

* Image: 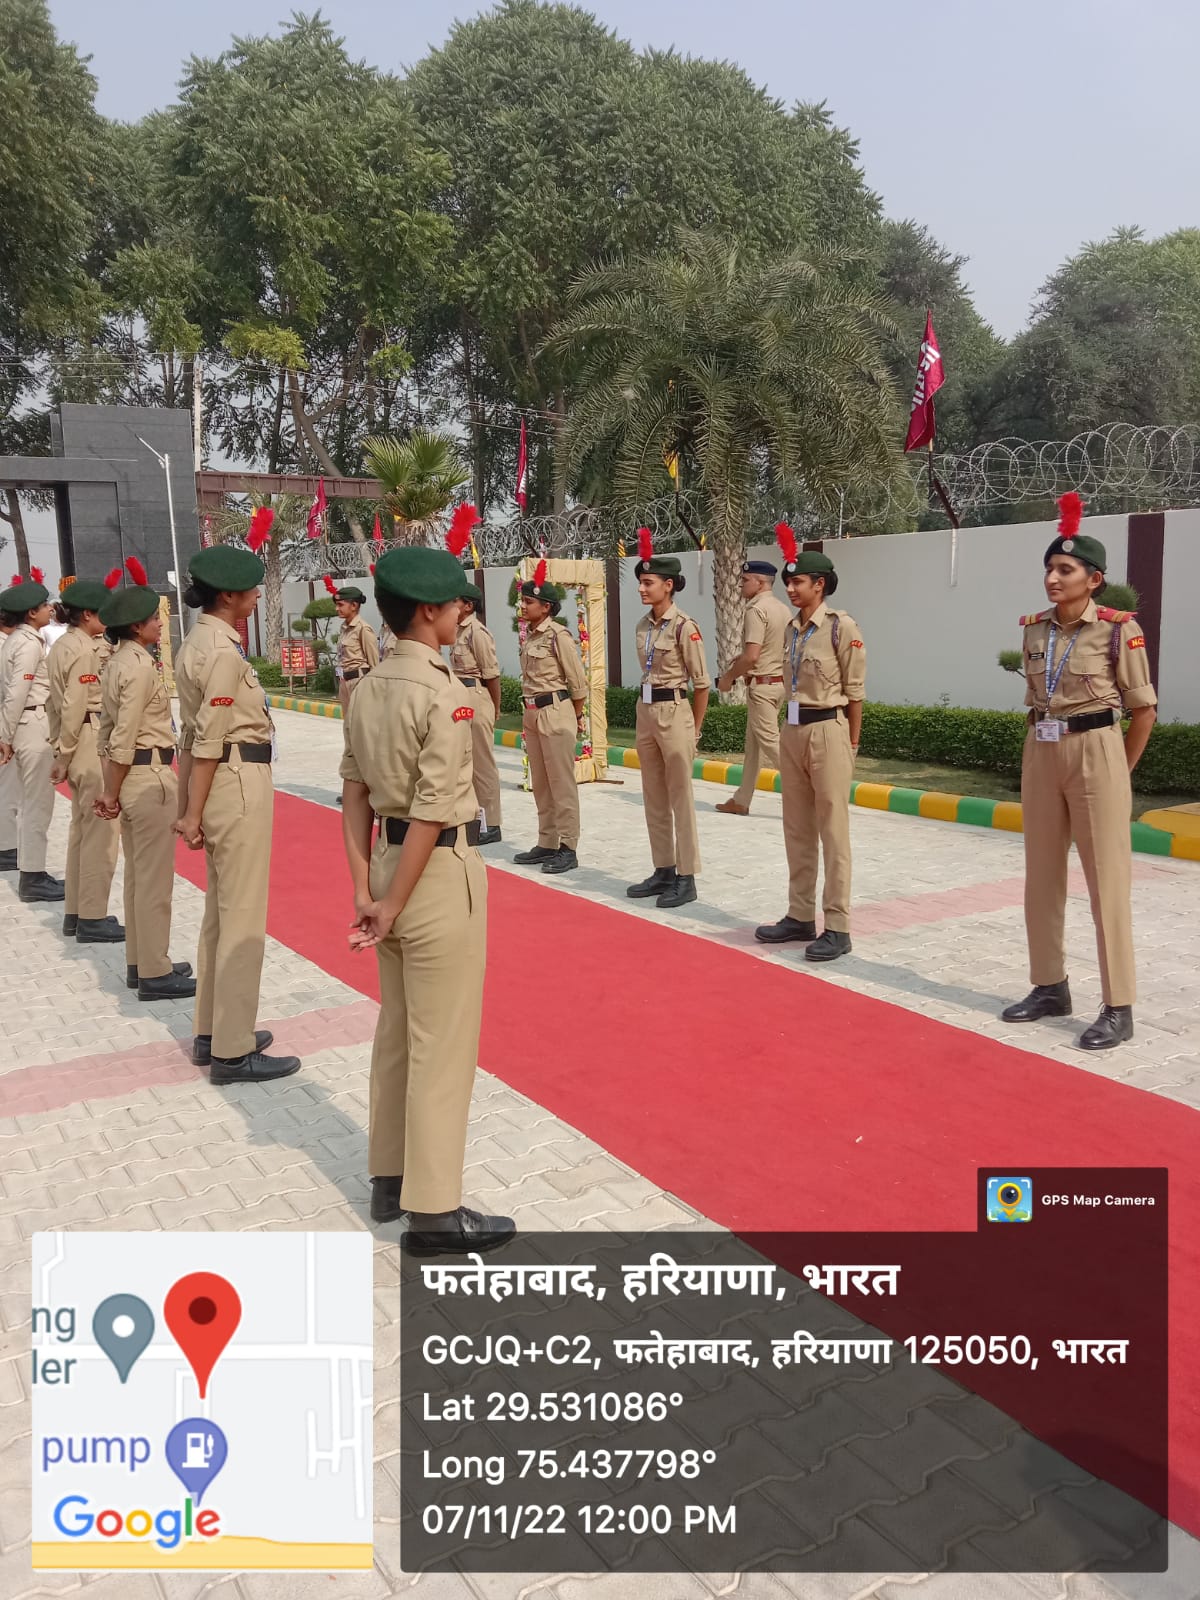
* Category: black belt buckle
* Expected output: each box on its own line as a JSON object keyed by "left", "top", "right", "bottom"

{"left": 1066, "top": 709, "right": 1117, "bottom": 734}
{"left": 459, "top": 675, "right": 478, "bottom": 687}
{"left": 342, "top": 669, "right": 362, "bottom": 681}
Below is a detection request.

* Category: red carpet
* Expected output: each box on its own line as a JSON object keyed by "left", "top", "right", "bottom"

{"left": 176, "top": 790, "right": 1200, "bottom": 1532}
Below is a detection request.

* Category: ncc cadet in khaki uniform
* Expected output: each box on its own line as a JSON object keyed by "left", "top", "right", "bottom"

{"left": 334, "top": 586, "right": 379, "bottom": 715}
{"left": 175, "top": 545, "right": 301, "bottom": 1083}
{"left": 0, "top": 576, "right": 63, "bottom": 902}
{"left": 626, "top": 551, "right": 710, "bottom": 910}
{"left": 96, "top": 575, "right": 195, "bottom": 1001}
{"left": 513, "top": 564, "right": 588, "bottom": 875}
{"left": 756, "top": 542, "right": 864, "bottom": 961}
{"left": 47, "top": 578, "right": 122, "bottom": 942}
{"left": 450, "top": 582, "right": 503, "bottom": 844}
{"left": 1001, "top": 497, "right": 1157, "bottom": 1051}
{"left": 0, "top": 608, "right": 20, "bottom": 874}
{"left": 340, "top": 546, "right": 514, "bottom": 1255}
{"left": 716, "top": 556, "right": 793, "bottom": 814}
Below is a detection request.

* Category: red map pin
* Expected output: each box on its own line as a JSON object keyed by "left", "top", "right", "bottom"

{"left": 163, "top": 1272, "right": 241, "bottom": 1398}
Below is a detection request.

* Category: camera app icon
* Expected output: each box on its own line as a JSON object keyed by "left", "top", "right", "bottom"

{"left": 987, "top": 1176, "right": 1033, "bottom": 1222}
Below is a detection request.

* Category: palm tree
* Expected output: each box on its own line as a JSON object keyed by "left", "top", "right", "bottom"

{"left": 548, "top": 229, "right": 904, "bottom": 679}
{"left": 363, "top": 428, "right": 471, "bottom": 545}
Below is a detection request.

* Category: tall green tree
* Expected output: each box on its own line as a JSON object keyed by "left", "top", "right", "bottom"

{"left": 363, "top": 429, "right": 470, "bottom": 544}
{"left": 549, "top": 229, "right": 901, "bottom": 676}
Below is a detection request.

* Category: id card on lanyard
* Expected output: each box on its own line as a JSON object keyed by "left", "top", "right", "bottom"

{"left": 1038, "top": 622, "right": 1080, "bottom": 741}
{"left": 786, "top": 620, "right": 818, "bottom": 724}
{"left": 642, "top": 617, "right": 671, "bottom": 703}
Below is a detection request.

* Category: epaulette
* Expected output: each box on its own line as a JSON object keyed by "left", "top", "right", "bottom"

{"left": 1095, "top": 606, "right": 1134, "bottom": 623}
{"left": 1019, "top": 609, "right": 1052, "bottom": 626}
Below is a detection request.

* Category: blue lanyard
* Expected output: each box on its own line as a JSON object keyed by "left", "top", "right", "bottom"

{"left": 789, "top": 621, "right": 818, "bottom": 694}
{"left": 1044, "top": 623, "right": 1081, "bottom": 705}
{"left": 643, "top": 617, "right": 671, "bottom": 677}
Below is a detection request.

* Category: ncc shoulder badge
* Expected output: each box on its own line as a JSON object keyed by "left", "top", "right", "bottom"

{"left": 452, "top": 705, "right": 474, "bottom": 722}
{"left": 1128, "top": 636, "right": 1146, "bottom": 650}
{"left": 210, "top": 696, "right": 234, "bottom": 706}
{"left": 78, "top": 673, "right": 99, "bottom": 684}
{"left": 850, "top": 638, "right": 864, "bottom": 648}
{"left": 690, "top": 632, "right": 702, "bottom": 642}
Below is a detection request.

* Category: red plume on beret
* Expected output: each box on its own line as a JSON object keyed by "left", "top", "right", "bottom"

{"left": 446, "top": 503, "right": 481, "bottom": 558}
{"left": 10, "top": 573, "right": 21, "bottom": 585}
{"left": 775, "top": 522, "right": 799, "bottom": 566}
{"left": 246, "top": 505, "right": 275, "bottom": 553}
{"left": 637, "top": 528, "right": 654, "bottom": 563}
{"left": 369, "top": 562, "right": 376, "bottom": 576}
{"left": 124, "top": 555, "right": 148, "bottom": 587}
{"left": 30, "top": 565, "right": 45, "bottom": 584}
{"left": 104, "top": 568, "right": 122, "bottom": 590}
{"left": 322, "top": 575, "right": 338, "bottom": 596}
{"left": 1057, "top": 491, "right": 1084, "bottom": 536}
{"left": 533, "top": 559, "right": 548, "bottom": 589}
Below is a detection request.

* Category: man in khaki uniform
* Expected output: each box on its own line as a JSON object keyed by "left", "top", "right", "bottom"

{"left": 756, "top": 548, "right": 864, "bottom": 961}
{"left": 96, "top": 578, "right": 195, "bottom": 1000}
{"left": 450, "top": 582, "right": 503, "bottom": 844}
{"left": 175, "top": 544, "right": 300, "bottom": 1083}
{"left": 47, "top": 580, "right": 122, "bottom": 941}
{"left": 1001, "top": 506, "right": 1157, "bottom": 1051}
{"left": 513, "top": 567, "right": 588, "bottom": 874}
{"left": 0, "top": 577, "right": 63, "bottom": 902}
{"left": 341, "top": 546, "right": 514, "bottom": 1255}
{"left": 334, "top": 586, "right": 379, "bottom": 715}
{"left": 716, "top": 559, "right": 792, "bottom": 814}
{"left": 0, "top": 609, "right": 20, "bottom": 873}
{"left": 627, "top": 554, "right": 710, "bottom": 910}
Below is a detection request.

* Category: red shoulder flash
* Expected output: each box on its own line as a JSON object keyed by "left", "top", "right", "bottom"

{"left": 451, "top": 705, "right": 474, "bottom": 722}
{"left": 690, "top": 632, "right": 702, "bottom": 642}
{"left": 1128, "top": 636, "right": 1146, "bottom": 650}
{"left": 210, "top": 696, "right": 234, "bottom": 706}
{"left": 78, "top": 673, "right": 99, "bottom": 683}
{"left": 850, "top": 638, "right": 864, "bottom": 648}
{"left": 23, "top": 673, "right": 35, "bottom": 680}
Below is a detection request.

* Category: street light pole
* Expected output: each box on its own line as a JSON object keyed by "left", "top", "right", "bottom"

{"left": 136, "top": 436, "right": 188, "bottom": 637}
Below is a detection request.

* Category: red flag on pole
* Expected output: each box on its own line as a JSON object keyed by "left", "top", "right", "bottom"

{"left": 305, "top": 477, "right": 327, "bottom": 540}
{"left": 515, "top": 417, "right": 528, "bottom": 513}
{"left": 371, "top": 512, "right": 383, "bottom": 548}
{"left": 903, "top": 311, "right": 946, "bottom": 453}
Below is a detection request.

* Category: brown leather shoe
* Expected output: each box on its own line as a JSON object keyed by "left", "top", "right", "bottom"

{"left": 715, "top": 799, "right": 749, "bottom": 815}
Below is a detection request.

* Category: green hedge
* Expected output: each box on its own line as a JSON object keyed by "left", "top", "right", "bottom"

{"left": 253, "top": 655, "right": 334, "bottom": 695}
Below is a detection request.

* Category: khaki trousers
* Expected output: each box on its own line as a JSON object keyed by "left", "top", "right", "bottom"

{"left": 120, "top": 762, "right": 177, "bottom": 979}
{"left": 65, "top": 722, "right": 119, "bottom": 918}
{"left": 11, "top": 709, "right": 54, "bottom": 872}
{"left": 523, "top": 698, "right": 579, "bottom": 850}
{"left": 1020, "top": 723, "right": 1136, "bottom": 1006}
{"left": 369, "top": 838, "right": 487, "bottom": 1212}
{"left": 635, "top": 697, "right": 701, "bottom": 876}
{"left": 732, "top": 682, "right": 784, "bottom": 807}
{"left": 780, "top": 714, "right": 855, "bottom": 931}
{"left": 470, "top": 685, "right": 502, "bottom": 828}
{"left": 194, "top": 761, "right": 273, "bottom": 1059}
{"left": 0, "top": 753, "right": 19, "bottom": 851}
{"left": 337, "top": 675, "right": 359, "bottom": 717}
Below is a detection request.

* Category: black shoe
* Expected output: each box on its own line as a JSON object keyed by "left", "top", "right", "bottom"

{"left": 209, "top": 1050, "right": 302, "bottom": 1085}
{"left": 656, "top": 873, "right": 697, "bottom": 909}
{"left": 138, "top": 971, "right": 198, "bottom": 1001}
{"left": 335, "top": 795, "right": 343, "bottom": 806}
{"left": 0, "top": 849, "right": 17, "bottom": 872}
{"left": 76, "top": 916, "right": 125, "bottom": 943}
{"left": 477, "top": 826, "right": 502, "bottom": 846}
{"left": 514, "top": 845, "right": 558, "bottom": 865}
{"left": 542, "top": 847, "right": 578, "bottom": 874}
{"left": 62, "top": 914, "right": 78, "bottom": 937}
{"left": 755, "top": 916, "right": 817, "bottom": 944}
{"left": 627, "top": 867, "right": 676, "bottom": 899}
{"left": 127, "top": 960, "right": 193, "bottom": 991}
{"left": 370, "top": 1176, "right": 406, "bottom": 1224}
{"left": 1001, "top": 980, "right": 1072, "bottom": 1023}
{"left": 404, "top": 1206, "right": 517, "bottom": 1257}
{"left": 192, "top": 1029, "right": 274, "bottom": 1067}
{"left": 18, "top": 871, "right": 65, "bottom": 902}
{"left": 1078, "top": 1006, "right": 1133, "bottom": 1051}
{"left": 806, "top": 929, "right": 852, "bottom": 962}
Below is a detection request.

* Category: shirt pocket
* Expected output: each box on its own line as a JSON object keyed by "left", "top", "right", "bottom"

{"left": 798, "top": 645, "right": 840, "bottom": 688}
{"left": 1066, "top": 649, "right": 1114, "bottom": 690}
{"left": 646, "top": 626, "right": 682, "bottom": 676}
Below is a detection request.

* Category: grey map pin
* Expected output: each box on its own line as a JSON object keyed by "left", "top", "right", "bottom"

{"left": 93, "top": 1294, "right": 155, "bottom": 1383}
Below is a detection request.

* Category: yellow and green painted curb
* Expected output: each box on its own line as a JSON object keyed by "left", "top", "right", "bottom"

{"left": 270, "top": 696, "right": 1199, "bottom": 862}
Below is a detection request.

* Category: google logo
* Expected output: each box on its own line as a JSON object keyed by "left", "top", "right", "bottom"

{"left": 53, "top": 1495, "right": 220, "bottom": 1551}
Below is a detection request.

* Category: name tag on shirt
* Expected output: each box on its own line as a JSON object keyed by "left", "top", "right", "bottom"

{"left": 1035, "top": 719, "right": 1065, "bottom": 743}
{"left": 787, "top": 702, "right": 800, "bottom": 725}
{"left": 642, "top": 682, "right": 653, "bottom": 703}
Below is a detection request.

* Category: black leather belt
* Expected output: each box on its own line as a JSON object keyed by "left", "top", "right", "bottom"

{"left": 341, "top": 668, "right": 364, "bottom": 681}
{"left": 1038, "top": 709, "right": 1118, "bottom": 734}
{"left": 645, "top": 687, "right": 686, "bottom": 702}
{"left": 218, "top": 742, "right": 272, "bottom": 764}
{"left": 382, "top": 817, "right": 481, "bottom": 848}
{"left": 789, "top": 706, "right": 839, "bottom": 725}
{"left": 81, "top": 711, "right": 93, "bottom": 724}
{"left": 131, "top": 747, "right": 176, "bottom": 766}
{"left": 525, "top": 689, "right": 570, "bottom": 708}
{"left": 458, "top": 675, "right": 479, "bottom": 686}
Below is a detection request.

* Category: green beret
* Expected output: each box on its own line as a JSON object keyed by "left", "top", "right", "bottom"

{"left": 59, "top": 581, "right": 110, "bottom": 613}
{"left": 519, "top": 578, "right": 565, "bottom": 603}
{"left": 634, "top": 555, "right": 682, "bottom": 580}
{"left": 100, "top": 586, "right": 159, "bottom": 629}
{"left": 460, "top": 582, "right": 483, "bottom": 603}
{"left": 374, "top": 547, "right": 468, "bottom": 605}
{"left": 1044, "top": 533, "right": 1106, "bottom": 573}
{"left": 334, "top": 586, "right": 366, "bottom": 604}
{"left": 782, "top": 551, "right": 836, "bottom": 578}
{"left": 188, "top": 545, "right": 265, "bottom": 593}
{"left": 0, "top": 581, "right": 50, "bottom": 613}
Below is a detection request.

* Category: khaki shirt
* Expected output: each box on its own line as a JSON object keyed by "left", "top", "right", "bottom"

{"left": 378, "top": 624, "right": 394, "bottom": 660}
{"left": 47, "top": 627, "right": 104, "bottom": 762}
{"left": 784, "top": 604, "right": 866, "bottom": 708}
{"left": 340, "top": 641, "right": 477, "bottom": 825}
{"left": 635, "top": 604, "right": 711, "bottom": 691}
{"left": 1021, "top": 602, "right": 1157, "bottom": 718}
{"left": 520, "top": 617, "right": 588, "bottom": 699}
{"left": 99, "top": 640, "right": 175, "bottom": 763}
{"left": 0, "top": 623, "right": 49, "bottom": 741}
{"left": 451, "top": 617, "right": 501, "bottom": 681}
{"left": 743, "top": 591, "right": 792, "bottom": 678}
{"left": 337, "top": 615, "right": 379, "bottom": 677}
{"left": 176, "top": 614, "right": 272, "bottom": 757}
